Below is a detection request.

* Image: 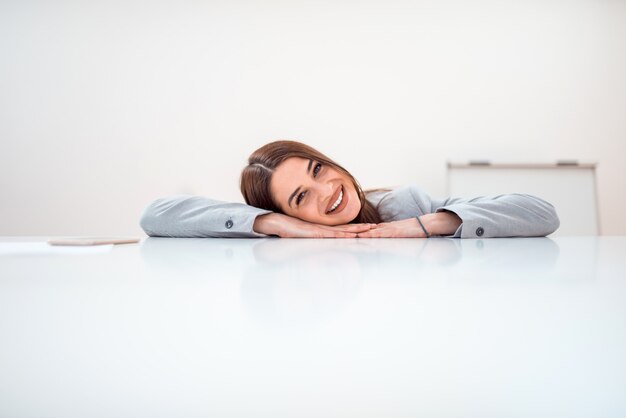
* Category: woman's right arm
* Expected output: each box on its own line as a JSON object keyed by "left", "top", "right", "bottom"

{"left": 139, "top": 195, "right": 375, "bottom": 238}
{"left": 139, "top": 195, "right": 273, "bottom": 238}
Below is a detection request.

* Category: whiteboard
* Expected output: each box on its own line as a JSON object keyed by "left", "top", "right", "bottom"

{"left": 447, "top": 163, "right": 599, "bottom": 236}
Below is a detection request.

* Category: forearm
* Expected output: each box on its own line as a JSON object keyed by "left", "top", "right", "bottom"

{"left": 253, "top": 213, "right": 282, "bottom": 236}
{"left": 420, "top": 211, "right": 462, "bottom": 237}
{"left": 139, "top": 195, "right": 271, "bottom": 238}
{"left": 434, "top": 194, "right": 560, "bottom": 238}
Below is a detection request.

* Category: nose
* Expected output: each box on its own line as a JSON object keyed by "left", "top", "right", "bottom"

{"left": 311, "top": 181, "right": 335, "bottom": 211}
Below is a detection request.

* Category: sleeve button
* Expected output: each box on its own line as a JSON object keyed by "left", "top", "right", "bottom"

{"left": 476, "top": 227, "right": 484, "bottom": 237}
{"left": 225, "top": 220, "right": 234, "bottom": 229}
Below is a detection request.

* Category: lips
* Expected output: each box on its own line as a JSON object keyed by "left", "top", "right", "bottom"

{"left": 326, "top": 185, "right": 347, "bottom": 215}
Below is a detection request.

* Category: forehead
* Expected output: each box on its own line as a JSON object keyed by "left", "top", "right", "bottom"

{"left": 271, "top": 157, "right": 310, "bottom": 194}
{"left": 270, "top": 157, "right": 310, "bottom": 202}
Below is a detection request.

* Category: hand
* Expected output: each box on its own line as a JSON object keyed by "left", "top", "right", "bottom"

{"left": 254, "top": 213, "right": 377, "bottom": 238}
{"left": 357, "top": 212, "right": 462, "bottom": 238}
{"left": 356, "top": 218, "right": 427, "bottom": 238}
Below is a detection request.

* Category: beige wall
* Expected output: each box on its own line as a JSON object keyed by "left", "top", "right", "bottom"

{"left": 1, "top": 0, "right": 625, "bottom": 236}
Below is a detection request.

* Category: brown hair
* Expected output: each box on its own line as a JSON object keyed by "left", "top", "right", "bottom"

{"left": 240, "top": 140, "right": 383, "bottom": 224}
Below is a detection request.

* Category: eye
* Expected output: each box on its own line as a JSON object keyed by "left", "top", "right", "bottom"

{"left": 313, "top": 162, "right": 322, "bottom": 177}
{"left": 296, "top": 191, "right": 306, "bottom": 206}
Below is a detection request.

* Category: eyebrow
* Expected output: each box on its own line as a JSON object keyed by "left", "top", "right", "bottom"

{"left": 288, "top": 159, "right": 314, "bottom": 208}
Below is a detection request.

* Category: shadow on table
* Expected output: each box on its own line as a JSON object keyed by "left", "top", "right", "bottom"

{"left": 240, "top": 238, "right": 461, "bottom": 331}
{"left": 140, "top": 236, "right": 595, "bottom": 330}
{"left": 139, "top": 237, "right": 578, "bottom": 287}
{"left": 138, "top": 237, "right": 464, "bottom": 330}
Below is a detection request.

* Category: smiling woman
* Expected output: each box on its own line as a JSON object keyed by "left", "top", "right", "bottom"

{"left": 139, "top": 140, "right": 560, "bottom": 238}
{"left": 240, "top": 141, "right": 375, "bottom": 226}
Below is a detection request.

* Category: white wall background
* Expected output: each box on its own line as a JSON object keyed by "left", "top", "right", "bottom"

{"left": 1, "top": 0, "right": 625, "bottom": 236}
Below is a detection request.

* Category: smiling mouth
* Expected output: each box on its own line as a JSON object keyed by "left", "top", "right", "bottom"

{"left": 326, "top": 185, "right": 345, "bottom": 214}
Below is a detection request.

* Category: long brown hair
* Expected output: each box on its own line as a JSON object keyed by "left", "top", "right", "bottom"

{"left": 240, "top": 140, "right": 383, "bottom": 224}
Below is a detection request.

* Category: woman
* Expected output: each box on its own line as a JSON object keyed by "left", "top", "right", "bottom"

{"left": 139, "top": 140, "right": 560, "bottom": 238}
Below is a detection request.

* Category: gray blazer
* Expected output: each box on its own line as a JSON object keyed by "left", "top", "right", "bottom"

{"left": 139, "top": 185, "right": 560, "bottom": 238}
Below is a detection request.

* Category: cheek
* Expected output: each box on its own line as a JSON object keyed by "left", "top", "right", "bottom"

{"left": 300, "top": 205, "right": 323, "bottom": 222}
{"left": 349, "top": 188, "right": 362, "bottom": 212}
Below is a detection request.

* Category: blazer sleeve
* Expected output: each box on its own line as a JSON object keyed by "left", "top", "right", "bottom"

{"left": 421, "top": 188, "right": 560, "bottom": 238}
{"left": 139, "top": 195, "right": 273, "bottom": 238}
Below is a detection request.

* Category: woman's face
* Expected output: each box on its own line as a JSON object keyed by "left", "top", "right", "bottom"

{"left": 270, "top": 157, "right": 362, "bottom": 225}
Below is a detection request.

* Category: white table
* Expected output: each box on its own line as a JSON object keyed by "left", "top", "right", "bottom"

{"left": 1, "top": 236, "right": 625, "bottom": 418}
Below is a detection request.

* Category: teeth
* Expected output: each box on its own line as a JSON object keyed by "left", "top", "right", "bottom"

{"left": 328, "top": 188, "right": 343, "bottom": 213}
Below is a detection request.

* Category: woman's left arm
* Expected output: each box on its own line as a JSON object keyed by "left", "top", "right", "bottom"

{"left": 430, "top": 192, "right": 560, "bottom": 238}
{"left": 358, "top": 186, "right": 560, "bottom": 238}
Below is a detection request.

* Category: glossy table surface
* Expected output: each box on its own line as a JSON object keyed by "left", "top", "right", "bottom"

{"left": 1, "top": 236, "right": 625, "bottom": 418}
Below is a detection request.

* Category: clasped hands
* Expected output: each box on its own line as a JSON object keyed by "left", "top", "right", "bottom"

{"left": 254, "top": 212, "right": 462, "bottom": 238}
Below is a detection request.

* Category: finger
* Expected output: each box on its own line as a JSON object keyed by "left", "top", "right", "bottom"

{"left": 357, "top": 230, "right": 381, "bottom": 238}
{"left": 327, "top": 223, "right": 377, "bottom": 233}
{"left": 331, "top": 222, "right": 376, "bottom": 228}
{"left": 327, "top": 231, "right": 358, "bottom": 238}
{"left": 309, "top": 228, "right": 356, "bottom": 238}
